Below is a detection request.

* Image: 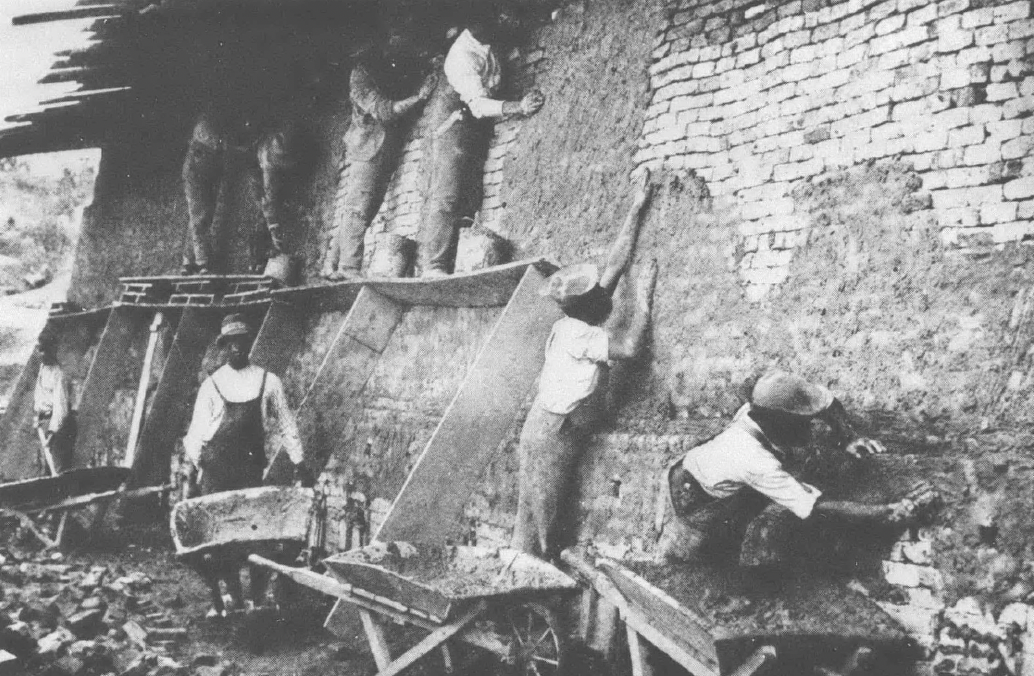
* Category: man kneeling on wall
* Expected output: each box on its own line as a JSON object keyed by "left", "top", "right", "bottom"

{"left": 656, "top": 371, "right": 939, "bottom": 570}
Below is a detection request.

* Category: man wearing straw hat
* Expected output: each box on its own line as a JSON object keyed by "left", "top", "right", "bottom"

{"left": 182, "top": 313, "right": 308, "bottom": 617}
{"left": 511, "top": 170, "right": 657, "bottom": 559}
{"left": 656, "top": 370, "right": 939, "bottom": 570}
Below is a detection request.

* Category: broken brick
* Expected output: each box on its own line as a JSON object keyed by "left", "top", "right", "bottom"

{"left": 65, "top": 609, "right": 105, "bottom": 639}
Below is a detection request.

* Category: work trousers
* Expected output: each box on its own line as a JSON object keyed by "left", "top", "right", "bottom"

{"left": 325, "top": 136, "right": 403, "bottom": 275}
{"left": 511, "top": 404, "right": 586, "bottom": 559}
{"left": 655, "top": 462, "right": 802, "bottom": 567}
{"left": 182, "top": 132, "right": 291, "bottom": 271}
{"left": 419, "top": 116, "right": 490, "bottom": 274}
{"left": 36, "top": 413, "right": 76, "bottom": 475}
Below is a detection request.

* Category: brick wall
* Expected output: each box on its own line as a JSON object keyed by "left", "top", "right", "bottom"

{"left": 638, "top": 0, "right": 1034, "bottom": 298}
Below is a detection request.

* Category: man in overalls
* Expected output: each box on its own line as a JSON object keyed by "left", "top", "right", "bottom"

{"left": 322, "top": 29, "right": 437, "bottom": 280}
{"left": 181, "top": 111, "right": 297, "bottom": 275}
{"left": 182, "top": 314, "right": 307, "bottom": 617}
{"left": 419, "top": 5, "right": 545, "bottom": 277}
{"left": 657, "top": 371, "right": 938, "bottom": 570}
{"left": 511, "top": 171, "right": 657, "bottom": 559}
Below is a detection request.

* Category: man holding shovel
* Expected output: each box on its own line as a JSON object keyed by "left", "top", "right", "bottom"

{"left": 182, "top": 313, "right": 309, "bottom": 617}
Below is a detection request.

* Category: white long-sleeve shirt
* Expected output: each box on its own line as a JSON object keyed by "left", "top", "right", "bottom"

{"left": 681, "top": 405, "right": 822, "bottom": 519}
{"left": 34, "top": 363, "right": 72, "bottom": 434}
{"left": 182, "top": 364, "right": 304, "bottom": 467}
{"left": 443, "top": 29, "right": 504, "bottom": 119}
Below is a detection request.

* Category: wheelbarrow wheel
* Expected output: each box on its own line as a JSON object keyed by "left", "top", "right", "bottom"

{"left": 504, "top": 602, "right": 567, "bottom": 676}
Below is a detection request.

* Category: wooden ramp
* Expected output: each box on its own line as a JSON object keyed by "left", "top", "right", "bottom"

{"left": 375, "top": 264, "right": 562, "bottom": 544}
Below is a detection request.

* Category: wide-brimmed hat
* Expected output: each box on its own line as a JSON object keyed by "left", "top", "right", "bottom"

{"left": 217, "top": 313, "right": 253, "bottom": 344}
{"left": 750, "top": 370, "right": 833, "bottom": 417}
{"left": 540, "top": 263, "right": 600, "bottom": 305}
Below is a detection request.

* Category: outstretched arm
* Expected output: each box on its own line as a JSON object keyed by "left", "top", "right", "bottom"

{"left": 607, "top": 259, "right": 658, "bottom": 360}
{"left": 599, "top": 169, "right": 654, "bottom": 295}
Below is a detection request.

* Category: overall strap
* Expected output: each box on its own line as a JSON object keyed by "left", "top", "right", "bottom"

{"left": 209, "top": 377, "right": 228, "bottom": 402}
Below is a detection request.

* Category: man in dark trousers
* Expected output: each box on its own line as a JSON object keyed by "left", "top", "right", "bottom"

{"left": 182, "top": 314, "right": 307, "bottom": 617}
{"left": 181, "top": 112, "right": 297, "bottom": 276}
{"left": 322, "top": 30, "right": 437, "bottom": 280}
{"left": 512, "top": 170, "right": 657, "bottom": 559}
{"left": 419, "top": 5, "right": 545, "bottom": 276}
{"left": 657, "top": 370, "right": 938, "bottom": 570}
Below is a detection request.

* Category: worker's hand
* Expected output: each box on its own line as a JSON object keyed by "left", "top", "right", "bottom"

{"left": 417, "top": 72, "right": 438, "bottom": 101}
{"left": 519, "top": 90, "right": 545, "bottom": 117}
{"left": 631, "top": 167, "right": 654, "bottom": 205}
{"left": 885, "top": 480, "right": 939, "bottom": 524}
{"left": 845, "top": 437, "right": 886, "bottom": 460}
{"left": 636, "top": 259, "right": 659, "bottom": 311}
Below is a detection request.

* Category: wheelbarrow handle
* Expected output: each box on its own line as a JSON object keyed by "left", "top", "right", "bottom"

{"left": 247, "top": 553, "right": 356, "bottom": 599}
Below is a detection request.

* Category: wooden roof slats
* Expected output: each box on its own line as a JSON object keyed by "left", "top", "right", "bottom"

{"left": 12, "top": 6, "right": 124, "bottom": 26}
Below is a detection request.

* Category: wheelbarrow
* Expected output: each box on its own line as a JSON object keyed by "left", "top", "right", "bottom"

{"left": 0, "top": 467, "right": 169, "bottom": 548}
{"left": 250, "top": 541, "right": 579, "bottom": 676}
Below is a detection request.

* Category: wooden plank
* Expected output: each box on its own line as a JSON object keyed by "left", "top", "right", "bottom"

{"left": 249, "top": 302, "right": 307, "bottom": 376}
{"left": 729, "top": 646, "right": 778, "bottom": 676}
{"left": 270, "top": 259, "right": 556, "bottom": 311}
{"left": 375, "top": 602, "right": 485, "bottom": 676}
{"left": 32, "top": 484, "right": 168, "bottom": 514}
{"left": 0, "top": 348, "right": 43, "bottom": 481}
{"left": 627, "top": 624, "right": 655, "bottom": 676}
{"left": 376, "top": 266, "right": 562, "bottom": 544}
{"left": 12, "top": 6, "right": 121, "bottom": 25}
{"left": 272, "top": 287, "right": 405, "bottom": 481}
{"left": 130, "top": 308, "right": 221, "bottom": 487}
{"left": 75, "top": 306, "right": 149, "bottom": 470}
{"left": 360, "top": 610, "right": 393, "bottom": 671}
{"left": 124, "top": 313, "right": 165, "bottom": 469}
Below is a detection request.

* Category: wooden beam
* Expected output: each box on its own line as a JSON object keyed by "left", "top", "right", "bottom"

{"left": 375, "top": 602, "right": 485, "bottom": 676}
{"left": 12, "top": 6, "right": 122, "bottom": 25}
{"left": 249, "top": 301, "right": 307, "bottom": 377}
{"left": 376, "top": 266, "right": 562, "bottom": 544}
{"left": 360, "top": 610, "right": 393, "bottom": 671}
{"left": 627, "top": 624, "right": 655, "bottom": 676}
{"left": 74, "top": 307, "right": 149, "bottom": 470}
{"left": 272, "top": 287, "right": 405, "bottom": 483}
{"left": 124, "top": 312, "right": 165, "bottom": 469}
{"left": 130, "top": 308, "right": 221, "bottom": 487}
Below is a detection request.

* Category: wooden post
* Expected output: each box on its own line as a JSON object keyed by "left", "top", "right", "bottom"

{"left": 124, "top": 312, "right": 164, "bottom": 469}
{"left": 627, "top": 624, "right": 655, "bottom": 676}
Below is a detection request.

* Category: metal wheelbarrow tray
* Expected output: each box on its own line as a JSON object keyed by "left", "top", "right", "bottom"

{"left": 251, "top": 541, "right": 578, "bottom": 676}
{"left": 170, "top": 486, "right": 314, "bottom": 561}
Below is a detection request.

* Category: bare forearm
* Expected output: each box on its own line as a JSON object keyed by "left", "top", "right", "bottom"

{"left": 813, "top": 499, "right": 889, "bottom": 523}
{"left": 600, "top": 196, "right": 649, "bottom": 294}
{"left": 610, "top": 304, "right": 651, "bottom": 361}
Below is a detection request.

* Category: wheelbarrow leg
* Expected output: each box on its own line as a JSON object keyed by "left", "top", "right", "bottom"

{"left": 440, "top": 642, "right": 454, "bottom": 674}
{"left": 627, "top": 624, "right": 654, "bottom": 676}
{"left": 374, "top": 602, "right": 486, "bottom": 676}
{"left": 360, "top": 610, "right": 393, "bottom": 672}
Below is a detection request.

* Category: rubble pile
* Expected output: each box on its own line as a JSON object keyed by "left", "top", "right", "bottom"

{"left": 0, "top": 550, "right": 237, "bottom": 676}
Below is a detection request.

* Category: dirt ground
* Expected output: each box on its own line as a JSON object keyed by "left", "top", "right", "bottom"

{"left": 1, "top": 518, "right": 517, "bottom": 676}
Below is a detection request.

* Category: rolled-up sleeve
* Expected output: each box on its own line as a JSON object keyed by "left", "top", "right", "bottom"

{"left": 444, "top": 42, "right": 504, "bottom": 119}
{"left": 351, "top": 65, "right": 400, "bottom": 123}
{"left": 745, "top": 456, "right": 822, "bottom": 519}
{"left": 263, "top": 374, "right": 304, "bottom": 465}
{"left": 183, "top": 379, "right": 219, "bottom": 466}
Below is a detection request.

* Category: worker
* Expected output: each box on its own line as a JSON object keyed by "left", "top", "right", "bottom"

{"left": 511, "top": 170, "right": 658, "bottom": 559}
{"left": 322, "top": 30, "right": 438, "bottom": 280}
{"left": 180, "top": 111, "right": 297, "bottom": 276}
{"left": 656, "top": 370, "right": 939, "bottom": 570}
{"left": 33, "top": 332, "right": 75, "bottom": 475}
{"left": 419, "top": 5, "right": 545, "bottom": 277}
{"left": 182, "top": 313, "right": 309, "bottom": 617}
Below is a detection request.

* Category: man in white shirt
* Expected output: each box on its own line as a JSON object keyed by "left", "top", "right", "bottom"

{"left": 511, "top": 170, "right": 657, "bottom": 559}
{"left": 33, "top": 332, "right": 75, "bottom": 475}
{"left": 419, "top": 7, "right": 545, "bottom": 276}
{"left": 657, "top": 371, "right": 938, "bottom": 570}
{"left": 181, "top": 313, "right": 308, "bottom": 616}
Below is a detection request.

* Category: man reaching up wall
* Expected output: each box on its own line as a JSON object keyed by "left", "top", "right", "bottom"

{"left": 512, "top": 170, "right": 658, "bottom": 560}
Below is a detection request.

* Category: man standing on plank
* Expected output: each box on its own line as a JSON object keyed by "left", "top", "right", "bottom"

{"left": 182, "top": 313, "right": 308, "bottom": 617}
{"left": 512, "top": 170, "right": 657, "bottom": 559}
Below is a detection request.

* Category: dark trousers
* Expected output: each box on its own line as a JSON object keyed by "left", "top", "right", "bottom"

{"left": 511, "top": 404, "right": 585, "bottom": 558}
{"left": 182, "top": 133, "right": 291, "bottom": 271}
{"left": 419, "top": 117, "right": 490, "bottom": 274}
{"left": 326, "top": 139, "right": 401, "bottom": 274}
